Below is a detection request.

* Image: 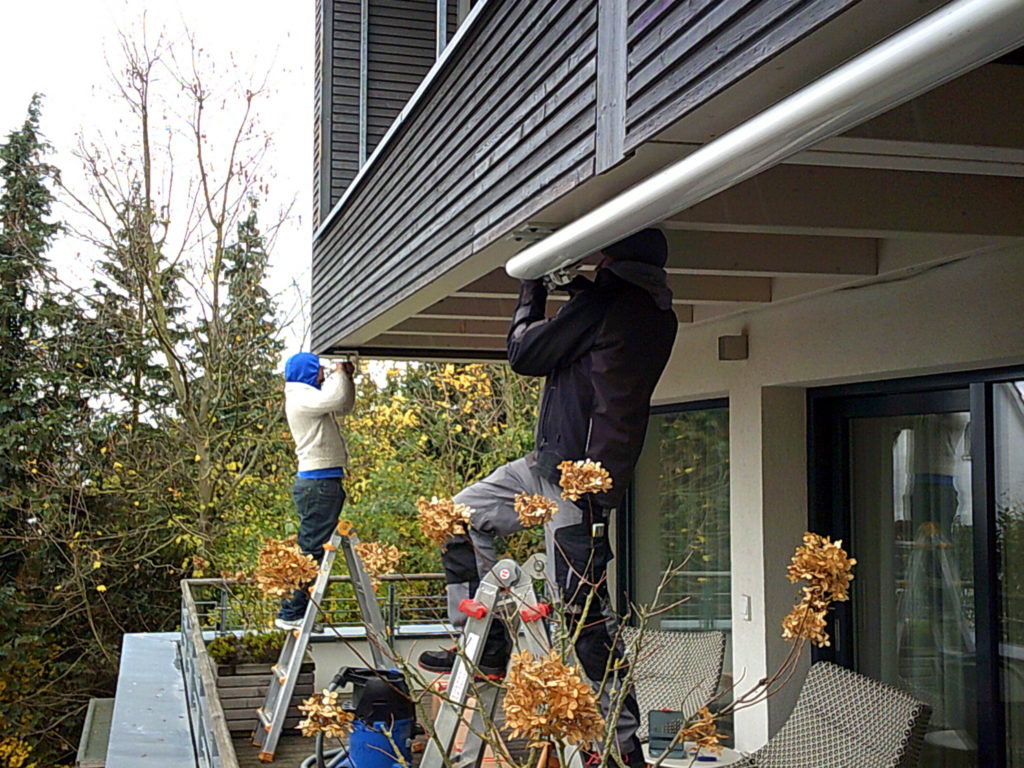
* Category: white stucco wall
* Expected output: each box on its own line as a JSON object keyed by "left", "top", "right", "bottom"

{"left": 649, "top": 243, "right": 1024, "bottom": 750}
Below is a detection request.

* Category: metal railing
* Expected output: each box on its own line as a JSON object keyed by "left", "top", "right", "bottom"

{"left": 179, "top": 573, "right": 447, "bottom": 767}
{"left": 180, "top": 580, "right": 240, "bottom": 768}
{"left": 187, "top": 572, "right": 448, "bottom": 638}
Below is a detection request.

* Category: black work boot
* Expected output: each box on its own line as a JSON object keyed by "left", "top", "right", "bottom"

{"left": 418, "top": 622, "right": 511, "bottom": 677}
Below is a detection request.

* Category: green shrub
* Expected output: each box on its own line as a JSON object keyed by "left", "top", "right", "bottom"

{"left": 207, "top": 630, "right": 288, "bottom": 665}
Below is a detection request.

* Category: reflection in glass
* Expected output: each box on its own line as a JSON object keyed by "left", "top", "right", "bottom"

{"left": 994, "top": 382, "right": 1024, "bottom": 767}
{"left": 634, "top": 408, "right": 730, "bottom": 631}
{"left": 851, "top": 411, "right": 975, "bottom": 768}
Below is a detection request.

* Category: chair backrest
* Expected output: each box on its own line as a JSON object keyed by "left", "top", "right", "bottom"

{"left": 621, "top": 627, "right": 726, "bottom": 741}
{"left": 750, "top": 661, "right": 932, "bottom": 768}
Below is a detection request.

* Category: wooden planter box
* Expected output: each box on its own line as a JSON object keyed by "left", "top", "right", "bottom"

{"left": 214, "top": 655, "right": 314, "bottom": 733}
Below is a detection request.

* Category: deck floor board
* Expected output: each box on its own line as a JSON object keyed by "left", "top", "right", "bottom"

{"left": 232, "top": 733, "right": 319, "bottom": 767}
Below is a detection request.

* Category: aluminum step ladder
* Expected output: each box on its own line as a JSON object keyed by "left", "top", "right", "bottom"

{"left": 252, "top": 520, "right": 392, "bottom": 762}
{"left": 421, "top": 554, "right": 586, "bottom": 768}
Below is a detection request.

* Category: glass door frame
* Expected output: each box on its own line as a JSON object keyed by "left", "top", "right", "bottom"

{"left": 808, "top": 366, "right": 1023, "bottom": 768}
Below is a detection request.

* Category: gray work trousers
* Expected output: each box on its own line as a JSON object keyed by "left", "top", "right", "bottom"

{"left": 441, "top": 458, "right": 641, "bottom": 753}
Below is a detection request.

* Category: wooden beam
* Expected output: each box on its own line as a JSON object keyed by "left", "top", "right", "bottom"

{"left": 667, "top": 164, "right": 1024, "bottom": 237}
{"left": 662, "top": 231, "right": 877, "bottom": 276}
{"left": 454, "top": 271, "right": 771, "bottom": 303}
{"left": 369, "top": 333, "right": 508, "bottom": 351}
{"left": 841, "top": 63, "right": 1024, "bottom": 152}
{"left": 418, "top": 297, "right": 520, "bottom": 319}
{"left": 393, "top": 317, "right": 509, "bottom": 336}
{"left": 793, "top": 136, "right": 1024, "bottom": 178}
{"left": 415, "top": 296, "right": 694, "bottom": 323}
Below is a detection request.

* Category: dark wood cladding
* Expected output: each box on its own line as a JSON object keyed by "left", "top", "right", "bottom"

{"left": 314, "top": 0, "right": 325, "bottom": 229}
{"left": 319, "top": 0, "right": 361, "bottom": 224}
{"left": 312, "top": 0, "right": 862, "bottom": 352}
{"left": 315, "top": 0, "right": 450, "bottom": 226}
{"left": 624, "top": 0, "right": 860, "bottom": 150}
{"left": 312, "top": 0, "right": 600, "bottom": 352}
{"left": 367, "top": 0, "right": 452, "bottom": 156}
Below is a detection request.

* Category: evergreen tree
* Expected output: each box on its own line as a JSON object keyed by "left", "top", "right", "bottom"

{"left": 0, "top": 94, "right": 61, "bottom": 501}
{"left": 0, "top": 95, "right": 87, "bottom": 768}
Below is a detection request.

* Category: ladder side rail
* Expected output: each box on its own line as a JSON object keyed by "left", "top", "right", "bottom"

{"left": 456, "top": 683, "right": 503, "bottom": 768}
{"left": 253, "top": 540, "right": 341, "bottom": 759}
{"left": 420, "top": 574, "right": 504, "bottom": 768}
{"left": 510, "top": 556, "right": 586, "bottom": 768}
{"left": 339, "top": 530, "right": 390, "bottom": 668}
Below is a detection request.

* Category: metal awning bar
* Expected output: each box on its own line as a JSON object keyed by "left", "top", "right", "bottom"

{"left": 505, "top": 0, "right": 1024, "bottom": 279}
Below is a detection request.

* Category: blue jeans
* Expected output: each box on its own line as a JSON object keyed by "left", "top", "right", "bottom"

{"left": 278, "top": 477, "right": 346, "bottom": 620}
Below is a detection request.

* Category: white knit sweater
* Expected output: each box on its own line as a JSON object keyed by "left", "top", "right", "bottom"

{"left": 284, "top": 372, "right": 355, "bottom": 473}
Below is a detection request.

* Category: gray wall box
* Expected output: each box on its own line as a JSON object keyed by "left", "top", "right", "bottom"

{"left": 718, "top": 334, "right": 749, "bottom": 361}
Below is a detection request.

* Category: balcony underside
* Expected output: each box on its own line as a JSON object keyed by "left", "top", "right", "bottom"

{"left": 312, "top": 0, "right": 1024, "bottom": 361}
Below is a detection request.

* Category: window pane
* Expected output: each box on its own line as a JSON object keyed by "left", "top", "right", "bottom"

{"left": 994, "top": 382, "right": 1024, "bottom": 767}
{"left": 849, "top": 411, "right": 975, "bottom": 768}
{"left": 633, "top": 408, "right": 730, "bottom": 631}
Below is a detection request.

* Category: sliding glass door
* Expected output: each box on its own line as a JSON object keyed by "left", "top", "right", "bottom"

{"left": 994, "top": 381, "right": 1024, "bottom": 767}
{"left": 811, "top": 372, "right": 1024, "bottom": 767}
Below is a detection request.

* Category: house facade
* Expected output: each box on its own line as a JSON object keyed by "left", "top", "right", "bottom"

{"left": 312, "top": 1, "right": 1024, "bottom": 766}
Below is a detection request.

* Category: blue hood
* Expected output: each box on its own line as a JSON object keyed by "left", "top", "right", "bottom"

{"left": 285, "top": 352, "right": 321, "bottom": 389}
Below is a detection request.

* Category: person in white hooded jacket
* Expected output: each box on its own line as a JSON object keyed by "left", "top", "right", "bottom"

{"left": 276, "top": 352, "right": 355, "bottom": 630}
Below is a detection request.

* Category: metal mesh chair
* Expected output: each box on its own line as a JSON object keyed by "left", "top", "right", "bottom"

{"left": 621, "top": 627, "right": 726, "bottom": 741}
{"left": 732, "top": 661, "right": 932, "bottom": 768}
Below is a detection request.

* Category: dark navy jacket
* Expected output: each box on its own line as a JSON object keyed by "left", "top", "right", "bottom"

{"left": 506, "top": 267, "right": 677, "bottom": 510}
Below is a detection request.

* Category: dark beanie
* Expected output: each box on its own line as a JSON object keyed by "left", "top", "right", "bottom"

{"left": 602, "top": 228, "right": 668, "bottom": 268}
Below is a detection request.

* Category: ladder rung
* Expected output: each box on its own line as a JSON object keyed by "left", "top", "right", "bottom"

{"left": 257, "top": 708, "right": 272, "bottom": 727}
{"left": 323, "top": 542, "right": 337, "bottom": 552}
{"left": 272, "top": 664, "right": 288, "bottom": 679}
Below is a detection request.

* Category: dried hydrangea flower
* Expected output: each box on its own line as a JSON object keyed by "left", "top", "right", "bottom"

{"left": 557, "top": 459, "right": 613, "bottom": 501}
{"left": 781, "top": 598, "right": 831, "bottom": 647}
{"left": 514, "top": 492, "right": 559, "bottom": 527}
{"left": 355, "top": 541, "right": 403, "bottom": 590}
{"left": 254, "top": 536, "right": 319, "bottom": 598}
{"left": 416, "top": 496, "right": 473, "bottom": 546}
{"left": 503, "top": 649, "right": 605, "bottom": 748}
{"left": 297, "top": 689, "right": 355, "bottom": 739}
{"left": 780, "top": 532, "right": 856, "bottom": 647}
{"left": 787, "top": 532, "right": 856, "bottom": 602}
{"left": 677, "top": 706, "right": 722, "bottom": 755}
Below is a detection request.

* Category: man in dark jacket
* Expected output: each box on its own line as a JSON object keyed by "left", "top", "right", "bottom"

{"left": 418, "top": 229, "right": 677, "bottom": 764}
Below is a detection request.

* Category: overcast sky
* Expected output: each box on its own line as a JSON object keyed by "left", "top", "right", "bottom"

{"left": 0, "top": 0, "right": 314, "bottom": 354}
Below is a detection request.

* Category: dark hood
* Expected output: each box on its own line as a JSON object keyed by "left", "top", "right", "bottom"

{"left": 604, "top": 260, "right": 673, "bottom": 310}
{"left": 285, "top": 352, "right": 321, "bottom": 389}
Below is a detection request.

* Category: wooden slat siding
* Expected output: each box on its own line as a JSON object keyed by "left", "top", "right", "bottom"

{"left": 624, "top": 0, "right": 861, "bottom": 149}
{"left": 328, "top": 0, "right": 362, "bottom": 209}
{"left": 315, "top": 0, "right": 568, "bottom": 271}
{"left": 448, "top": 0, "right": 459, "bottom": 44}
{"left": 312, "top": 0, "right": 599, "bottom": 347}
{"left": 315, "top": 0, "right": 593, "bottom": 277}
{"left": 311, "top": 7, "right": 589, "bottom": 348}
{"left": 312, "top": 0, "right": 552, "bottom": 281}
{"left": 314, "top": 0, "right": 325, "bottom": 228}
{"left": 367, "top": 0, "right": 439, "bottom": 156}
